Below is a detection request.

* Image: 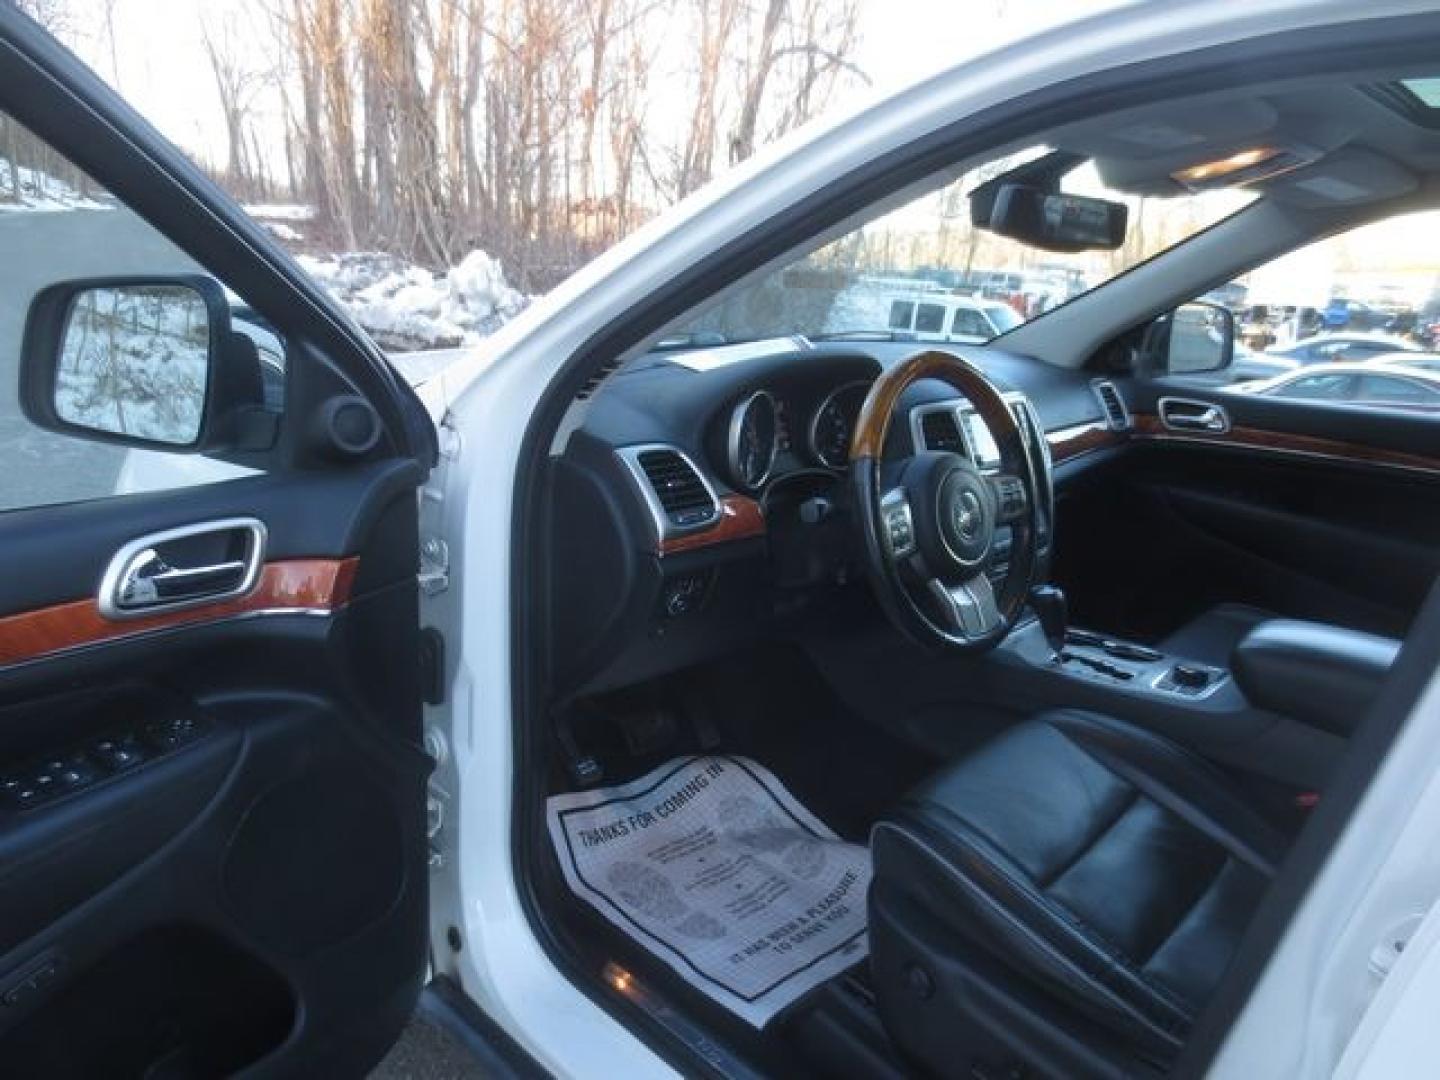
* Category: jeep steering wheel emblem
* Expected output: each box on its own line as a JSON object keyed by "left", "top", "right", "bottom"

{"left": 953, "top": 490, "right": 981, "bottom": 541}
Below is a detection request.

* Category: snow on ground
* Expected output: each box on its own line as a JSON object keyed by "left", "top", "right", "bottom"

{"left": 298, "top": 249, "right": 528, "bottom": 351}
{"left": 244, "top": 203, "right": 315, "bottom": 245}
{"left": 242, "top": 203, "right": 316, "bottom": 221}
{"left": 0, "top": 160, "right": 111, "bottom": 213}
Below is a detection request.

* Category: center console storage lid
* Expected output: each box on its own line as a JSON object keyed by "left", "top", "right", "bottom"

{"left": 1233, "top": 619, "right": 1400, "bottom": 737}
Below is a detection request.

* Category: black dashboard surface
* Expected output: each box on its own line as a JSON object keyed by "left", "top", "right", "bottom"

{"left": 546, "top": 339, "right": 1109, "bottom": 699}
{"left": 587, "top": 339, "right": 1106, "bottom": 489}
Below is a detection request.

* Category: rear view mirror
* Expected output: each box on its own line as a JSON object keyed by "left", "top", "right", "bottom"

{"left": 1147, "top": 301, "right": 1236, "bottom": 374}
{"left": 974, "top": 184, "right": 1127, "bottom": 253}
{"left": 22, "top": 276, "right": 234, "bottom": 450}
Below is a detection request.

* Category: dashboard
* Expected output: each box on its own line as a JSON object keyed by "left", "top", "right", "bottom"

{"left": 549, "top": 340, "right": 1130, "bottom": 697}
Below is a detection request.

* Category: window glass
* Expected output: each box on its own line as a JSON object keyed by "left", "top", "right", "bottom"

{"left": 668, "top": 145, "right": 1253, "bottom": 344}
{"left": 0, "top": 112, "right": 283, "bottom": 511}
{"left": 1196, "top": 212, "right": 1440, "bottom": 410}
{"left": 1356, "top": 374, "right": 1440, "bottom": 405}
{"left": 887, "top": 300, "right": 914, "bottom": 330}
{"left": 1274, "top": 373, "right": 1354, "bottom": 400}
{"left": 952, "top": 308, "right": 988, "bottom": 337}
{"left": 915, "top": 303, "right": 945, "bottom": 333}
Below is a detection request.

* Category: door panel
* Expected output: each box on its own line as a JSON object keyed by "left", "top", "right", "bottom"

{"left": 1055, "top": 379, "right": 1440, "bottom": 643}
{"left": 0, "top": 463, "right": 429, "bottom": 1077}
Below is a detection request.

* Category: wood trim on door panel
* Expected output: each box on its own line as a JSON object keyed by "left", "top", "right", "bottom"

{"left": 1131, "top": 413, "right": 1440, "bottom": 476}
{"left": 0, "top": 557, "right": 359, "bottom": 667}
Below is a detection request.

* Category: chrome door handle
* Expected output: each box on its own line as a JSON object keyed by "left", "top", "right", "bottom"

{"left": 1159, "top": 396, "right": 1230, "bottom": 433}
{"left": 99, "top": 518, "right": 267, "bottom": 619}
{"left": 117, "top": 548, "right": 249, "bottom": 607}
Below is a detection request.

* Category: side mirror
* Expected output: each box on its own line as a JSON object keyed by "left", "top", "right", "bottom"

{"left": 972, "top": 184, "right": 1128, "bottom": 253}
{"left": 21, "top": 276, "right": 270, "bottom": 452}
{"left": 1145, "top": 301, "right": 1235, "bottom": 375}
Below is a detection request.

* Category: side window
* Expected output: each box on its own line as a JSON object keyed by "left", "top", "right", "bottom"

{"left": 1276, "top": 373, "right": 1355, "bottom": 400}
{"left": 952, "top": 308, "right": 988, "bottom": 337}
{"left": 1356, "top": 374, "right": 1440, "bottom": 405}
{"left": 887, "top": 301, "right": 914, "bottom": 330}
{"left": 1204, "top": 210, "right": 1440, "bottom": 411}
{"left": 0, "top": 113, "right": 284, "bottom": 512}
{"left": 914, "top": 303, "right": 945, "bottom": 333}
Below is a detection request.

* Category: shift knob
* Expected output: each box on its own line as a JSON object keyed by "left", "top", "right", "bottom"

{"left": 1030, "top": 585, "right": 1068, "bottom": 658}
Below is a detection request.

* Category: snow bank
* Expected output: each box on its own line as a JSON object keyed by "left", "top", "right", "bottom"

{"left": 0, "top": 159, "right": 111, "bottom": 213}
{"left": 243, "top": 203, "right": 316, "bottom": 221}
{"left": 298, "top": 249, "right": 528, "bottom": 351}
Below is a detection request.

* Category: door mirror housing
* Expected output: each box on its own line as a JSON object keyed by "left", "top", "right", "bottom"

{"left": 1145, "top": 301, "right": 1236, "bottom": 375}
{"left": 972, "top": 183, "right": 1128, "bottom": 252}
{"left": 20, "top": 276, "right": 272, "bottom": 452}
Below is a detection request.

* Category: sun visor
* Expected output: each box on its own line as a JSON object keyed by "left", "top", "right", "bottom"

{"left": 1262, "top": 149, "right": 1418, "bottom": 207}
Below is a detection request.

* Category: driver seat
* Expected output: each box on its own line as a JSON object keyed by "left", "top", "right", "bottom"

{"left": 869, "top": 709, "right": 1284, "bottom": 1076}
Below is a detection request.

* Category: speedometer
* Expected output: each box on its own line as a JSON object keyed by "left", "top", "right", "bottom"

{"left": 726, "top": 390, "right": 778, "bottom": 490}
{"left": 808, "top": 382, "right": 869, "bottom": 469}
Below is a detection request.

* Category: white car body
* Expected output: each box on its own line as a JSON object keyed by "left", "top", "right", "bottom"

{"left": 880, "top": 292, "right": 1022, "bottom": 343}
{"left": 406, "top": 1, "right": 1440, "bottom": 1075}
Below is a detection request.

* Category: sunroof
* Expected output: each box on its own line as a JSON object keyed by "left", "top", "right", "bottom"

{"left": 1401, "top": 78, "right": 1440, "bottom": 107}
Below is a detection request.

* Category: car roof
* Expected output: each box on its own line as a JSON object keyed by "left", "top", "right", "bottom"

{"left": 1278, "top": 362, "right": 1440, "bottom": 383}
{"left": 1269, "top": 332, "right": 1416, "bottom": 353}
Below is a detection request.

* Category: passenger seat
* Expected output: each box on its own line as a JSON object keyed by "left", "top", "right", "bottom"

{"left": 1158, "top": 603, "right": 1276, "bottom": 667}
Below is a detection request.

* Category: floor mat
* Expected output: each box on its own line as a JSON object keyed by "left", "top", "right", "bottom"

{"left": 547, "top": 755, "right": 871, "bottom": 1027}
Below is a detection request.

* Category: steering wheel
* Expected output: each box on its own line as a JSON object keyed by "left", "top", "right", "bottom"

{"left": 849, "top": 350, "right": 1043, "bottom": 652}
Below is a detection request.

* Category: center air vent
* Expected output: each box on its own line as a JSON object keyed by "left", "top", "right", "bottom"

{"left": 619, "top": 445, "right": 720, "bottom": 536}
{"left": 1092, "top": 380, "right": 1131, "bottom": 431}
{"left": 917, "top": 407, "right": 965, "bottom": 453}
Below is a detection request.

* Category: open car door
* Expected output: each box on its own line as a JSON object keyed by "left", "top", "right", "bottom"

{"left": 0, "top": 12, "right": 433, "bottom": 1076}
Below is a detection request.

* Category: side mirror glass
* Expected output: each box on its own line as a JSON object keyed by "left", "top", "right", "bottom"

{"left": 973, "top": 184, "right": 1128, "bottom": 252}
{"left": 1162, "top": 301, "right": 1236, "bottom": 374}
{"left": 22, "top": 276, "right": 232, "bottom": 450}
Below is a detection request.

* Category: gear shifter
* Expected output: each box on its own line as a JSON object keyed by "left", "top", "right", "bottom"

{"left": 1029, "top": 584, "right": 1068, "bottom": 661}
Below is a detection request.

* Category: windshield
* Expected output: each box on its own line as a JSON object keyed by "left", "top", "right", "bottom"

{"left": 671, "top": 147, "right": 1255, "bottom": 347}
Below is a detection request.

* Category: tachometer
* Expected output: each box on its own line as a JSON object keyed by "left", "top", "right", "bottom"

{"left": 808, "top": 382, "right": 869, "bottom": 469}
{"left": 727, "top": 390, "right": 779, "bottom": 490}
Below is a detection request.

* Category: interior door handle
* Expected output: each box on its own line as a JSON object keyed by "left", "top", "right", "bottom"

{"left": 118, "top": 549, "right": 249, "bottom": 607}
{"left": 99, "top": 518, "right": 267, "bottom": 620}
{"left": 1159, "top": 396, "right": 1231, "bottom": 433}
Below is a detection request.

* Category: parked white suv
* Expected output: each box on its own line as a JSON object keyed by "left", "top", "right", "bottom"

{"left": 884, "top": 293, "right": 1023, "bottom": 342}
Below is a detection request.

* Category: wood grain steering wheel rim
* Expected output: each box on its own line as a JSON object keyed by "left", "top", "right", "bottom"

{"left": 849, "top": 349, "right": 1042, "bottom": 652}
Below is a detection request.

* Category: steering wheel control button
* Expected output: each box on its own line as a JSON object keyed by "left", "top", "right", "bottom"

{"left": 993, "top": 476, "right": 1027, "bottom": 521}
{"left": 880, "top": 490, "right": 916, "bottom": 558}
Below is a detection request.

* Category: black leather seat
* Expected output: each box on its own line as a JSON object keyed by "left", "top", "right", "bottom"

{"left": 869, "top": 709, "right": 1285, "bottom": 1074}
{"left": 1158, "top": 603, "right": 1275, "bottom": 667}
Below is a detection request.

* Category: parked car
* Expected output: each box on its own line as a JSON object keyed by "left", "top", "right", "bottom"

{"left": 1321, "top": 296, "right": 1391, "bottom": 331}
{"left": 883, "top": 293, "right": 1023, "bottom": 342}
{"left": 1366, "top": 349, "right": 1440, "bottom": 373}
{"left": 1265, "top": 330, "right": 1419, "bottom": 364}
{"left": 5, "top": 5, "right": 1440, "bottom": 1080}
{"left": 1234, "top": 361, "right": 1440, "bottom": 411}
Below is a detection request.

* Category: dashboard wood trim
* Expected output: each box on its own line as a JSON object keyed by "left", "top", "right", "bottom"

{"left": 1046, "top": 421, "right": 1124, "bottom": 463}
{"left": 1130, "top": 413, "right": 1440, "bottom": 476}
{"left": 658, "top": 496, "right": 765, "bottom": 555}
{"left": 0, "top": 557, "right": 359, "bottom": 668}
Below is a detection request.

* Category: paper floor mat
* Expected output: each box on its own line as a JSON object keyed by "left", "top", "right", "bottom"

{"left": 547, "top": 755, "right": 871, "bottom": 1027}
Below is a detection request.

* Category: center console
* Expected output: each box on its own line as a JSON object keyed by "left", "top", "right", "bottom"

{"left": 1058, "top": 629, "right": 1227, "bottom": 700}
{"left": 993, "top": 586, "right": 1400, "bottom": 791}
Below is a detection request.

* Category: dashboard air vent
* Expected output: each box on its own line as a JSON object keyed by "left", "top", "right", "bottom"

{"left": 918, "top": 408, "right": 965, "bottom": 453}
{"left": 635, "top": 448, "right": 718, "bottom": 528}
{"left": 1092, "top": 380, "right": 1131, "bottom": 431}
